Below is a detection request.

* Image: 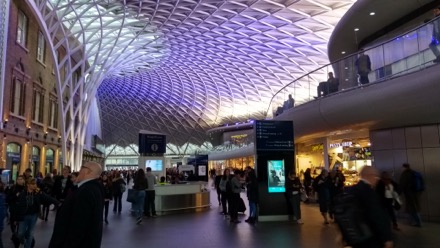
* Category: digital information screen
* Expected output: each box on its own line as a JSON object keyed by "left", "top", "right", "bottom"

{"left": 255, "top": 121, "right": 294, "bottom": 151}
{"left": 145, "top": 160, "right": 163, "bottom": 171}
{"left": 267, "top": 160, "right": 285, "bottom": 193}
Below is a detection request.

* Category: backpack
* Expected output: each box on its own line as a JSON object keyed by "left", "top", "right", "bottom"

{"left": 412, "top": 170, "right": 425, "bottom": 192}
{"left": 333, "top": 192, "right": 373, "bottom": 246}
{"left": 120, "top": 183, "right": 126, "bottom": 193}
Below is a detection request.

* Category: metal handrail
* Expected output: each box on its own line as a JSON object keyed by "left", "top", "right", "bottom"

{"left": 266, "top": 15, "right": 440, "bottom": 118}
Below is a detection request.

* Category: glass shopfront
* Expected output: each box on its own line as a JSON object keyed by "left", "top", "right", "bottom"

{"left": 6, "top": 143, "right": 21, "bottom": 182}
{"left": 32, "top": 146, "right": 40, "bottom": 177}
{"left": 209, "top": 156, "right": 255, "bottom": 174}
{"left": 46, "top": 149, "right": 54, "bottom": 175}
{"left": 328, "top": 138, "right": 372, "bottom": 186}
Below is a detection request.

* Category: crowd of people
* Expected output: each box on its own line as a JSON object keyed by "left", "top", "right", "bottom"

{"left": 213, "top": 162, "right": 424, "bottom": 248}
{"left": 0, "top": 163, "right": 139, "bottom": 248}
{"left": 0, "top": 161, "right": 426, "bottom": 248}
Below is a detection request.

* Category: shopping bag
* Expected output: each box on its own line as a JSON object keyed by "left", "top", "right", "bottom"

{"left": 126, "top": 188, "right": 137, "bottom": 203}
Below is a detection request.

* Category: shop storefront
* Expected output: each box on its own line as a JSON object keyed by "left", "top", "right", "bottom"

{"left": 6, "top": 143, "right": 21, "bottom": 182}
{"left": 328, "top": 139, "right": 372, "bottom": 186}
{"left": 208, "top": 155, "right": 255, "bottom": 174}
{"left": 296, "top": 135, "right": 372, "bottom": 186}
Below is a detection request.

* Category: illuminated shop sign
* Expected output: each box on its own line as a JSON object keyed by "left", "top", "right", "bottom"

{"left": 329, "top": 141, "right": 352, "bottom": 148}
{"left": 311, "top": 144, "right": 323, "bottom": 151}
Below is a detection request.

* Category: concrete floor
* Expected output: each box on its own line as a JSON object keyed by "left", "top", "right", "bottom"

{"left": 3, "top": 190, "right": 440, "bottom": 248}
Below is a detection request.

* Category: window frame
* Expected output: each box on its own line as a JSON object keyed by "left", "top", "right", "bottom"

{"left": 16, "top": 10, "right": 28, "bottom": 47}
{"left": 37, "top": 31, "right": 46, "bottom": 63}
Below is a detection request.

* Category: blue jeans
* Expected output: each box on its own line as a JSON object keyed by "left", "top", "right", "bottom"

{"left": 249, "top": 201, "right": 257, "bottom": 218}
{"left": 18, "top": 214, "right": 38, "bottom": 248}
{"left": 291, "top": 193, "right": 302, "bottom": 220}
{"left": 134, "top": 190, "right": 146, "bottom": 219}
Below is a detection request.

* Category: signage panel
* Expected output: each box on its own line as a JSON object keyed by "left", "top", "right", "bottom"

{"left": 139, "top": 133, "right": 166, "bottom": 154}
{"left": 255, "top": 121, "right": 294, "bottom": 151}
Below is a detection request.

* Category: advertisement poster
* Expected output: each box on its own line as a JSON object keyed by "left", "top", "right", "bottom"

{"left": 198, "top": 165, "right": 206, "bottom": 176}
{"left": 267, "top": 160, "right": 285, "bottom": 193}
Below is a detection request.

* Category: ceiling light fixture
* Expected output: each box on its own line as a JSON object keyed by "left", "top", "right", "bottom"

{"left": 354, "top": 28, "right": 359, "bottom": 31}
{"left": 370, "top": 12, "right": 375, "bottom": 16}
{"left": 341, "top": 51, "right": 346, "bottom": 54}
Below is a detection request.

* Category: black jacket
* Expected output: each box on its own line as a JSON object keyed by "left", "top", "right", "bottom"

{"left": 53, "top": 175, "right": 75, "bottom": 200}
{"left": 350, "top": 180, "right": 393, "bottom": 246}
{"left": 49, "top": 179, "right": 104, "bottom": 248}
{"left": 16, "top": 189, "right": 59, "bottom": 220}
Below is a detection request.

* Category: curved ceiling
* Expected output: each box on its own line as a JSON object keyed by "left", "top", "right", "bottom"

{"left": 96, "top": 0, "right": 356, "bottom": 146}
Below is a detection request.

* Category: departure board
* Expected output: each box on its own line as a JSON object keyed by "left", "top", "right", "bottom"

{"left": 255, "top": 121, "right": 294, "bottom": 151}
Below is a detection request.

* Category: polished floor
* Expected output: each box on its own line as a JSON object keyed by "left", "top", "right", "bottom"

{"left": 3, "top": 189, "right": 440, "bottom": 248}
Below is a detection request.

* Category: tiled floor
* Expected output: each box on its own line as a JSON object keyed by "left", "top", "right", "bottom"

{"left": 3, "top": 190, "right": 440, "bottom": 248}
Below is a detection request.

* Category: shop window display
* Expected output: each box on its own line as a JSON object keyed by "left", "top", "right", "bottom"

{"left": 340, "top": 147, "right": 372, "bottom": 186}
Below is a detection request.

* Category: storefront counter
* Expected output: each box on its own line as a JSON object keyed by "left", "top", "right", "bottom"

{"left": 155, "top": 182, "right": 210, "bottom": 215}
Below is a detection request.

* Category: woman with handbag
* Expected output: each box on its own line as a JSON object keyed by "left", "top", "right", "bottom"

{"left": 376, "top": 171, "right": 401, "bottom": 230}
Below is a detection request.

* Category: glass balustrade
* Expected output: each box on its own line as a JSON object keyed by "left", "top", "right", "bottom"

{"left": 267, "top": 16, "right": 440, "bottom": 118}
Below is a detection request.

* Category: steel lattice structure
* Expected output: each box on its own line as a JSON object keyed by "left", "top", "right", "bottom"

{"left": 11, "top": 0, "right": 354, "bottom": 167}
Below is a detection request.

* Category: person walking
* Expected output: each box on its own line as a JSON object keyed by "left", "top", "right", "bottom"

{"left": 132, "top": 168, "right": 148, "bottom": 224}
{"left": 6, "top": 176, "right": 26, "bottom": 248}
{"left": 399, "top": 163, "right": 423, "bottom": 227}
{"left": 40, "top": 173, "right": 54, "bottom": 221}
{"left": 49, "top": 162, "right": 105, "bottom": 248}
{"left": 228, "top": 170, "right": 243, "bottom": 223}
{"left": 245, "top": 169, "right": 258, "bottom": 224}
{"left": 16, "top": 179, "right": 59, "bottom": 248}
{"left": 101, "top": 174, "right": 113, "bottom": 224}
{"left": 313, "top": 169, "right": 332, "bottom": 224}
{"left": 219, "top": 169, "right": 231, "bottom": 215}
{"left": 344, "top": 166, "right": 393, "bottom": 248}
{"left": 111, "top": 172, "right": 125, "bottom": 214}
{"left": 355, "top": 50, "right": 372, "bottom": 84}
{"left": 376, "top": 171, "right": 401, "bottom": 230}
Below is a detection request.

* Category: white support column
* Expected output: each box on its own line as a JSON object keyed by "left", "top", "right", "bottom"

{"left": 0, "top": 0, "right": 11, "bottom": 126}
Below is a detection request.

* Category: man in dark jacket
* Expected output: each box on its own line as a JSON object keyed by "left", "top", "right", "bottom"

{"left": 399, "top": 163, "right": 422, "bottom": 227}
{"left": 348, "top": 166, "right": 393, "bottom": 248}
{"left": 52, "top": 166, "right": 74, "bottom": 203}
{"left": 16, "top": 178, "right": 59, "bottom": 248}
{"left": 49, "top": 162, "right": 104, "bottom": 248}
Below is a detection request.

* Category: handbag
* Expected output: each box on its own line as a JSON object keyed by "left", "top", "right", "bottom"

{"left": 126, "top": 188, "right": 137, "bottom": 203}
